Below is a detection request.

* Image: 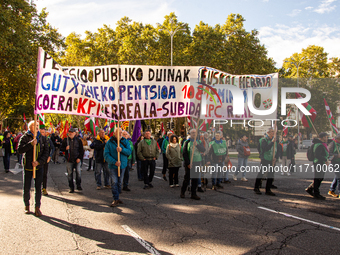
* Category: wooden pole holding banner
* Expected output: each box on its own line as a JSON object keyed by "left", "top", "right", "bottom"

{"left": 33, "top": 115, "right": 37, "bottom": 179}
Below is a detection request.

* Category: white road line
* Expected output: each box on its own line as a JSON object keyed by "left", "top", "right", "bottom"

{"left": 83, "top": 163, "right": 89, "bottom": 166}
{"left": 155, "top": 167, "right": 162, "bottom": 169}
{"left": 122, "top": 225, "right": 161, "bottom": 255}
{"left": 153, "top": 176, "right": 162, "bottom": 180}
{"left": 258, "top": 206, "right": 340, "bottom": 232}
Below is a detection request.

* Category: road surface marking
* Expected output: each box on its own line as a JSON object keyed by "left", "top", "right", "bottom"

{"left": 122, "top": 225, "right": 161, "bottom": 255}
{"left": 153, "top": 176, "right": 162, "bottom": 179}
{"left": 258, "top": 206, "right": 340, "bottom": 232}
{"left": 156, "top": 167, "right": 162, "bottom": 169}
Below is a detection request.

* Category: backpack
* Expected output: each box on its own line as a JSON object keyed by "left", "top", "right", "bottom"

{"left": 243, "top": 146, "right": 251, "bottom": 156}
{"left": 306, "top": 144, "right": 315, "bottom": 161}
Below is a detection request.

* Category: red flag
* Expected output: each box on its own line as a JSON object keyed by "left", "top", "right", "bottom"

{"left": 324, "top": 97, "right": 338, "bottom": 135}
{"left": 295, "top": 93, "right": 317, "bottom": 128}
{"left": 160, "top": 122, "right": 165, "bottom": 137}
{"left": 60, "top": 121, "right": 69, "bottom": 139}
{"left": 283, "top": 109, "right": 292, "bottom": 136}
{"left": 23, "top": 113, "right": 27, "bottom": 123}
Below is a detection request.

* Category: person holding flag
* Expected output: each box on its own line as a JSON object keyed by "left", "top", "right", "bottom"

{"left": 18, "top": 121, "right": 49, "bottom": 216}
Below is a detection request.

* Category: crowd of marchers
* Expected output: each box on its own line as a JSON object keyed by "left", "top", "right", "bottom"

{"left": 1, "top": 123, "right": 340, "bottom": 217}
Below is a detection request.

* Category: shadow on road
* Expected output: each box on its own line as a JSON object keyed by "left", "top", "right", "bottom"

{"left": 38, "top": 215, "right": 172, "bottom": 254}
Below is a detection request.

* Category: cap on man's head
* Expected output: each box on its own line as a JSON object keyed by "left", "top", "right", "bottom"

{"left": 68, "top": 128, "right": 76, "bottom": 133}
{"left": 319, "top": 132, "right": 328, "bottom": 138}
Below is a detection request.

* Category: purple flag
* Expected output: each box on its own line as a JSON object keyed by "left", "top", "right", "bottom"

{"left": 132, "top": 120, "right": 142, "bottom": 145}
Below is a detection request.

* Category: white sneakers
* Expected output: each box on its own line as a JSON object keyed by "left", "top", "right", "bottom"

{"left": 233, "top": 175, "right": 237, "bottom": 181}
{"left": 241, "top": 177, "right": 248, "bottom": 182}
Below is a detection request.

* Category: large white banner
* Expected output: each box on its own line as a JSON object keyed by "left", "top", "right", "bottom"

{"left": 35, "top": 48, "right": 278, "bottom": 120}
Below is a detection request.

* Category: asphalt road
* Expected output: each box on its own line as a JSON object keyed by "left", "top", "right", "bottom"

{"left": 0, "top": 154, "right": 339, "bottom": 255}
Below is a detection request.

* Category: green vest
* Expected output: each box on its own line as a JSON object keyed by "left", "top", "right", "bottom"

{"left": 0, "top": 135, "right": 3, "bottom": 148}
{"left": 332, "top": 141, "right": 340, "bottom": 163}
{"left": 261, "top": 137, "right": 277, "bottom": 161}
{"left": 210, "top": 140, "right": 227, "bottom": 156}
{"left": 187, "top": 140, "right": 202, "bottom": 162}
{"left": 313, "top": 143, "right": 329, "bottom": 164}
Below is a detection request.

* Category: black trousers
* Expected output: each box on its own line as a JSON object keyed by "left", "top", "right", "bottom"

{"left": 43, "top": 163, "right": 48, "bottom": 189}
{"left": 289, "top": 157, "right": 296, "bottom": 172}
{"left": 169, "top": 167, "right": 179, "bottom": 185}
{"left": 307, "top": 163, "right": 326, "bottom": 195}
{"left": 254, "top": 159, "right": 274, "bottom": 192}
{"left": 23, "top": 168, "right": 43, "bottom": 208}
{"left": 141, "top": 160, "right": 155, "bottom": 185}
{"left": 181, "top": 162, "right": 199, "bottom": 196}
{"left": 162, "top": 153, "right": 168, "bottom": 175}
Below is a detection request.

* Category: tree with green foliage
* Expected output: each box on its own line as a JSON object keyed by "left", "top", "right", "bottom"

{"left": 0, "top": 0, "right": 64, "bottom": 129}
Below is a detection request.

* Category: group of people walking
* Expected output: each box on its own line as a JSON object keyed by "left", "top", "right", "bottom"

{"left": 1, "top": 122, "right": 339, "bottom": 217}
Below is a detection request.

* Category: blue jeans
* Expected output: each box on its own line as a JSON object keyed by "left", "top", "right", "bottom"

{"left": 110, "top": 167, "right": 126, "bottom": 200}
{"left": 95, "top": 162, "right": 109, "bottom": 187}
{"left": 235, "top": 157, "right": 248, "bottom": 178}
{"left": 212, "top": 163, "right": 223, "bottom": 185}
{"left": 123, "top": 159, "right": 132, "bottom": 188}
{"left": 329, "top": 177, "right": 340, "bottom": 193}
{"left": 66, "top": 162, "right": 81, "bottom": 190}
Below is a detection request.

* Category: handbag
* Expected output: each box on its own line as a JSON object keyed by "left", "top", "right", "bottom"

{"left": 0, "top": 148, "right": 4, "bottom": 157}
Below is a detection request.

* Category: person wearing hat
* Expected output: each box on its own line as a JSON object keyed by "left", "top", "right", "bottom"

{"left": 305, "top": 132, "right": 329, "bottom": 200}
{"left": 60, "top": 127, "right": 84, "bottom": 193}
{"left": 328, "top": 134, "right": 340, "bottom": 198}
{"left": 280, "top": 136, "right": 290, "bottom": 176}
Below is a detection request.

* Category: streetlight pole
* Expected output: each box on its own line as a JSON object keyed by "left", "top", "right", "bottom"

{"left": 285, "top": 56, "right": 306, "bottom": 150}
{"left": 158, "top": 18, "right": 186, "bottom": 125}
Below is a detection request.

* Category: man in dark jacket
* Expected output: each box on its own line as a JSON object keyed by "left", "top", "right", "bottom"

{"left": 18, "top": 121, "right": 49, "bottom": 217}
{"left": 51, "top": 131, "right": 62, "bottom": 164}
{"left": 254, "top": 128, "right": 279, "bottom": 196}
{"left": 60, "top": 128, "right": 84, "bottom": 193}
{"left": 137, "top": 130, "right": 159, "bottom": 189}
{"left": 305, "top": 132, "right": 329, "bottom": 200}
{"left": 181, "top": 129, "right": 205, "bottom": 200}
{"left": 90, "top": 129, "right": 110, "bottom": 190}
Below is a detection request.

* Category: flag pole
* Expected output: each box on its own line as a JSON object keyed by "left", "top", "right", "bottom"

{"left": 33, "top": 115, "right": 37, "bottom": 179}
{"left": 306, "top": 115, "right": 318, "bottom": 135}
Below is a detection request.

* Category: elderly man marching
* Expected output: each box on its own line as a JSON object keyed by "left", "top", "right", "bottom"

{"left": 181, "top": 129, "right": 205, "bottom": 200}
{"left": 104, "top": 128, "right": 132, "bottom": 207}
{"left": 254, "top": 128, "right": 279, "bottom": 196}
{"left": 18, "top": 121, "right": 49, "bottom": 217}
{"left": 206, "top": 131, "right": 228, "bottom": 190}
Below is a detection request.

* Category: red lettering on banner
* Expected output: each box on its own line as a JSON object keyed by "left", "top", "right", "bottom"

{"left": 77, "top": 98, "right": 88, "bottom": 114}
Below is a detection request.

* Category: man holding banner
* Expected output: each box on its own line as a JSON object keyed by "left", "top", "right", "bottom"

{"left": 104, "top": 128, "right": 132, "bottom": 207}
{"left": 18, "top": 121, "right": 49, "bottom": 217}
